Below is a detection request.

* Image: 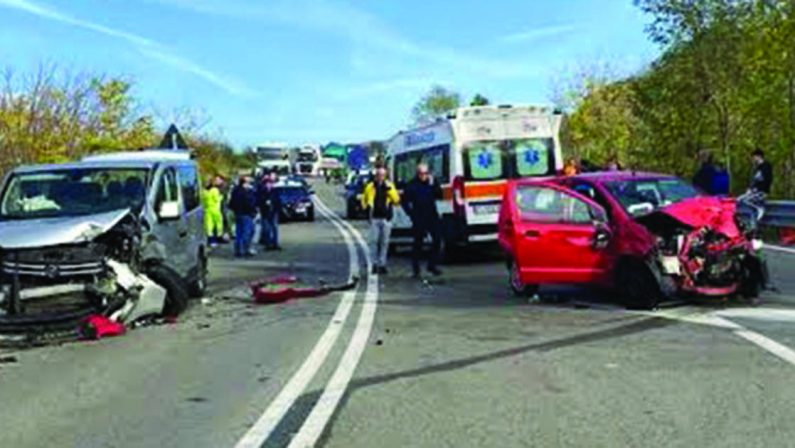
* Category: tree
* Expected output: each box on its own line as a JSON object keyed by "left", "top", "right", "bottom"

{"left": 470, "top": 94, "right": 490, "bottom": 106}
{"left": 411, "top": 85, "right": 461, "bottom": 123}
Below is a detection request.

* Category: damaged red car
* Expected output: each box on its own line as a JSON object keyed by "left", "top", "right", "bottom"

{"left": 498, "top": 172, "right": 767, "bottom": 309}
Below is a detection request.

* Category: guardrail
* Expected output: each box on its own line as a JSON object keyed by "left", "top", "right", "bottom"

{"left": 760, "top": 201, "right": 795, "bottom": 228}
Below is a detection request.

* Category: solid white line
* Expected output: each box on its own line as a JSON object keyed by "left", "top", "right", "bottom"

{"left": 287, "top": 197, "right": 380, "bottom": 448}
{"left": 766, "top": 244, "right": 795, "bottom": 256}
{"left": 734, "top": 329, "right": 795, "bottom": 366}
{"left": 643, "top": 308, "right": 795, "bottom": 367}
{"left": 234, "top": 197, "right": 360, "bottom": 448}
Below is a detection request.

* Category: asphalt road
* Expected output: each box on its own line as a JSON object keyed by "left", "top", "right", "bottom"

{"left": 1, "top": 180, "right": 794, "bottom": 448}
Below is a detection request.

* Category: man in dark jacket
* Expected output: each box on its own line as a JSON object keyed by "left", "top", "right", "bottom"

{"left": 229, "top": 176, "right": 257, "bottom": 257}
{"left": 257, "top": 171, "right": 282, "bottom": 251}
{"left": 402, "top": 163, "right": 443, "bottom": 277}
{"left": 749, "top": 149, "right": 773, "bottom": 195}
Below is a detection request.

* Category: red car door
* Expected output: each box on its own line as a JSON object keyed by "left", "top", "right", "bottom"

{"left": 508, "top": 182, "right": 612, "bottom": 285}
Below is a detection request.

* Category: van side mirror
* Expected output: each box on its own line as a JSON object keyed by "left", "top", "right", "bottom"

{"left": 158, "top": 201, "right": 180, "bottom": 220}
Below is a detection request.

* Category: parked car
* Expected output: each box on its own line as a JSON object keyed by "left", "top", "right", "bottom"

{"left": 0, "top": 150, "right": 207, "bottom": 330}
{"left": 275, "top": 183, "right": 315, "bottom": 222}
{"left": 344, "top": 171, "right": 371, "bottom": 220}
{"left": 498, "top": 172, "right": 766, "bottom": 309}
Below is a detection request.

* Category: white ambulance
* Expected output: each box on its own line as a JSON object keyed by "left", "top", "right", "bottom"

{"left": 386, "top": 105, "right": 563, "bottom": 252}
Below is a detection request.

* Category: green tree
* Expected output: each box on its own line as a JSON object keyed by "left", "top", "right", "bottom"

{"left": 470, "top": 94, "right": 490, "bottom": 106}
{"left": 411, "top": 85, "right": 461, "bottom": 123}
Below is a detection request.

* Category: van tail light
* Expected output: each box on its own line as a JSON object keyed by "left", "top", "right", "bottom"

{"left": 452, "top": 175, "right": 466, "bottom": 218}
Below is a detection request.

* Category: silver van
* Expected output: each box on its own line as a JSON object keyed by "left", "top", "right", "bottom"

{"left": 0, "top": 150, "right": 207, "bottom": 331}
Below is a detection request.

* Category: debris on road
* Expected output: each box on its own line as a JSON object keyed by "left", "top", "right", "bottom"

{"left": 250, "top": 276, "right": 358, "bottom": 304}
{"left": 0, "top": 355, "right": 18, "bottom": 364}
{"left": 78, "top": 315, "right": 126, "bottom": 340}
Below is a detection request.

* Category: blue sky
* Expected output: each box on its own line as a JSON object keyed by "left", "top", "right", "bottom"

{"left": 0, "top": 0, "right": 658, "bottom": 147}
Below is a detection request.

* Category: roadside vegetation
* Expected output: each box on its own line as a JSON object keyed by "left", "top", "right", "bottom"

{"left": 558, "top": 0, "right": 795, "bottom": 198}
{"left": 0, "top": 65, "right": 253, "bottom": 180}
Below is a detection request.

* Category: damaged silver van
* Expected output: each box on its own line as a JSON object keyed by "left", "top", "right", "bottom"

{"left": 0, "top": 150, "right": 207, "bottom": 332}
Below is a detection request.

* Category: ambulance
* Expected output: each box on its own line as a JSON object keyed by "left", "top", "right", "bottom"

{"left": 386, "top": 105, "right": 563, "bottom": 252}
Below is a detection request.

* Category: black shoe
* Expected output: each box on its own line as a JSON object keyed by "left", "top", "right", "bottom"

{"left": 428, "top": 267, "right": 442, "bottom": 277}
{"left": 412, "top": 269, "right": 421, "bottom": 279}
{"left": 273, "top": 246, "right": 283, "bottom": 251}
{"left": 372, "top": 266, "right": 379, "bottom": 275}
{"left": 379, "top": 266, "right": 388, "bottom": 275}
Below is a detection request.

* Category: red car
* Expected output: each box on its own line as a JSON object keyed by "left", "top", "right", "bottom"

{"left": 498, "top": 172, "right": 766, "bottom": 309}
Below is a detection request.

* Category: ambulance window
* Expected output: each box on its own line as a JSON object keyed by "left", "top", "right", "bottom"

{"left": 513, "top": 139, "right": 553, "bottom": 177}
{"left": 464, "top": 142, "right": 505, "bottom": 180}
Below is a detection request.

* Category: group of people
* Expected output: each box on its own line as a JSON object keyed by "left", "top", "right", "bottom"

{"left": 694, "top": 149, "right": 773, "bottom": 199}
{"left": 206, "top": 172, "right": 281, "bottom": 258}
{"left": 362, "top": 163, "right": 444, "bottom": 278}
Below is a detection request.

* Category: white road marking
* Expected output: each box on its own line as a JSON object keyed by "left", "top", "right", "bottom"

{"left": 287, "top": 197, "right": 380, "bottom": 448}
{"left": 234, "top": 197, "right": 361, "bottom": 448}
{"left": 715, "top": 308, "right": 795, "bottom": 323}
{"left": 641, "top": 307, "right": 795, "bottom": 367}
{"left": 734, "top": 329, "right": 795, "bottom": 365}
{"left": 766, "top": 244, "right": 795, "bottom": 256}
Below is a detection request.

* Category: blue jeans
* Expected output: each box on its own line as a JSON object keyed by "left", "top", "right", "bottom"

{"left": 235, "top": 214, "right": 255, "bottom": 256}
{"left": 260, "top": 211, "right": 279, "bottom": 248}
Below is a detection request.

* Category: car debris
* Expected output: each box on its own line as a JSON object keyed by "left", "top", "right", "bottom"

{"left": 78, "top": 315, "right": 126, "bottom": 340}
{"left": 250, "top": 276, "right": 358, "bottom": 304}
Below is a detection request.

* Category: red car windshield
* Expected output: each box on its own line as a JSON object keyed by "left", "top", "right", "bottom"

{"left": 604, "top": 178, "right": 700, "bottom": 217}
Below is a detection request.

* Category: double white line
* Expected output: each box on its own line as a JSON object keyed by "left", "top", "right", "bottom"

{"left": 235, "top": 196, "right": 379, "bottom": 448}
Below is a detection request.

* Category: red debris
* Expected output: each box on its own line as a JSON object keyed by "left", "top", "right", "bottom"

{"left": 79, "top": 315, "right": 126, "bottom": 340}
{"left": 250, "top": 277, "right": 358, "bottom": 304}
{"left": 780, "top": 228, "right": 795, "bottom": 246}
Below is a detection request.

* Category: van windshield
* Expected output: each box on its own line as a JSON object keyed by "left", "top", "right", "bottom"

{"left": 0, "top": 168, "right": 149, "bottom": 220}
{"left": 463, "top": 138, "right": 554, "bottom": 181}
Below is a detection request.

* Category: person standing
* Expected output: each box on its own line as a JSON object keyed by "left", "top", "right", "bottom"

{"left": 229, "top": 176, "right": 257, "bottom": 257}
{"left": 693, "top": 151, "right": 717, "bottom": 194}
{"left": 257, "top": 171, "right": 282, "bottom": 251}
{"left": 202, "top": 176, "right": 225, "bottom": 247}
{"left": 749, "top": 149, "right": 773, "bottom": 195}
{"left": 402, "top": 163, "right": 443, "bottom": 278}
{"left": 361, "top": 167, "right": 400, "bottom": 275}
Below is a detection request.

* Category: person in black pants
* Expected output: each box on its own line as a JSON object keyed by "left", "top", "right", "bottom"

{"left": 402, "top": 163, "right": 443, "bottom": 278}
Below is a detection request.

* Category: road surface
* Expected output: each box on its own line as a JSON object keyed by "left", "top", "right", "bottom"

{"left": 1, "top": 181, "right": 794, "bottom": 448}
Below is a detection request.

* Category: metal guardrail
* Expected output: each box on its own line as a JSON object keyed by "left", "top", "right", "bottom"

{"left": 759, "top": 201, "right": 795, "bottom": 228}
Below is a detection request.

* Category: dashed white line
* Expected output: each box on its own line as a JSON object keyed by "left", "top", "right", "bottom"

{"left": 234, "top": 196, "right": 361, "bottom": 448}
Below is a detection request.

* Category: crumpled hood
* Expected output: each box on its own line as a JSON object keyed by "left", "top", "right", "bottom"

{"left": 0, "top": 209, "right": 130, "bottom": 250}
{"left": 637, "top": 197, "right": 741, "bottom": 239}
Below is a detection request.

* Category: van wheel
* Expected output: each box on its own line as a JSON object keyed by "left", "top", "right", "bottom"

{"left": 508, "top": 259, "right": 539, "bottom": 298}
{"left": 147, "top": 265, "right": 189, "bottom": 317}
{"left": 616, "top": 260, "right": 661, "bottom": 310}
{"left": 188, "top": 255, "right": 208, "bottom": 298}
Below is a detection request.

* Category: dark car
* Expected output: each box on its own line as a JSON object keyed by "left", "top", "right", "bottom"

{"left": 344, "top": 172, "right": 371, "bottom": 220}
{"left": 276, "top": 184, "right": 315, "bottom": 222}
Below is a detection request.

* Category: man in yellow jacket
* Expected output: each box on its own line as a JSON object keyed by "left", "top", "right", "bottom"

{"left": 361, "top": 167, "right": 400, "bottom": 275}
{"left": 202, "top": 176, "right": 225, "bottom": 246}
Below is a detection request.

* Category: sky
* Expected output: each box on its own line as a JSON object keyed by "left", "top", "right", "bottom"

{"left": 0, "top": 0, "right": 659, "bottom": 147}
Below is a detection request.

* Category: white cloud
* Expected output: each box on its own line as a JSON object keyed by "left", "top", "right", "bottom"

{"left": 0, "top": 0, "right": 255, "bottom": 97}
{"left": 150, "top": 0, "right": 541, "bottom": 78}
{"left": 499, "top": 24, "right": 578, "bottom": 44}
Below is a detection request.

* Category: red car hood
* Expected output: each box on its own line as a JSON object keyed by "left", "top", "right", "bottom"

{"left": 657, "top": 197, "right": 740, "bottom": 239}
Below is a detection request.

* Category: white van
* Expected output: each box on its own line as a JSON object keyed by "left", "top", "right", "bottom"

{"left": 386, "top": 105, "right": 563, "bottom": 252}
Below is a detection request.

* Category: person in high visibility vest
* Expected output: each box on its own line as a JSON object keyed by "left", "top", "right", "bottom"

{"left": 202, "top": 176, "right": 225, "bottom": 246}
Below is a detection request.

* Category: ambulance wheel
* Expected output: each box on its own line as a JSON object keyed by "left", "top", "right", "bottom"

{"left": 508, "top": 259, "right": 538, "bottom": 298}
